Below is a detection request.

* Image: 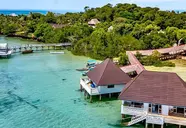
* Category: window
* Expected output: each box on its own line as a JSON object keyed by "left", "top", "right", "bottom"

{"left": 124, "top": 101, "right": 132, "bottom": 106}
{"left": 134, "top": 102, "right": 143, "bottom": 108}
{"left": 108, "top": 85, "right": 114, "bottom": 88}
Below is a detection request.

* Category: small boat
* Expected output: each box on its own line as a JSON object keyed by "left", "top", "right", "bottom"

{"left": 82, "top": 71, "right": 88, "bottom": 76}
{"left": 50, "top": 51, "right": 64, "bottom": 54}
{"left": 22, "top": 50, "right": 33, "bottom": 54}
{"left": 76, "top": 68, "right": 89, "bottom": 71}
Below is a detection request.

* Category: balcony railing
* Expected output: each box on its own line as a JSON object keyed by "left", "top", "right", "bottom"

{"left": 80, "top": 78, "right": 99, "bottom": 95}
{"left": 121, "top": 105, "right": 146, "bottom": 116}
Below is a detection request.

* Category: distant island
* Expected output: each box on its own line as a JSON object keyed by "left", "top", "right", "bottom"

{"left": 0, "top": 3, "right": 186, "bottom": 65}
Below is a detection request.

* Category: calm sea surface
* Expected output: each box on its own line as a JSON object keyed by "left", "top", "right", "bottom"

{"left": 0, "top": 36, "right": 137, "bottom": 128}
{"left": 0, "top": 10, "right": 80, "bottom": 15}
{"left": 0, "top": 36, "right": 183, "bottom": 128}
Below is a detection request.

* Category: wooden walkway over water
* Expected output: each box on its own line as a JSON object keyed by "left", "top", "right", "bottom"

{"left": 9, "top": 43, "right": 72, "bottom": 53}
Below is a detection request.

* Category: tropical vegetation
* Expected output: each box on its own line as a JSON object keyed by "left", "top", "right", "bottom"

{"left": 0, "top": 3, "right": 186, "bottom": 65}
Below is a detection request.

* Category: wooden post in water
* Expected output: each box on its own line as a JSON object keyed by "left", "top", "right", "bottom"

{"left": 99, "top": 95, "right": 102, "bottom": 101}
{"left": 90, "top": 95, "right": 92, "bottom": 103}
{"left": 84, "top": 89, "right": 86, "bottom": 96}
{"left": 145, "top": 123, "right": 148, "bottom": 128}
{"left": 109, "top": 93, "right": 111, "bottom": 98}
{"left": 80, "top": 84, "right": 82, "bottom": 92}
{"left": 122, "top": 114, "right": 125, "bottom": 119}
{"left": 152, "top": 124, "right": 154, "bottom": 128}
{"left": 86, "top": 93, "right": 89, "bottom": 99}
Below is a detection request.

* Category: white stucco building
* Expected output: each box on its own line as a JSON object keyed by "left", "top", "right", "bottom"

{"left": 119, "top": 70, "right": 186, "bottom": 127}
{"left": 80, "top": 58, "right": 131, "bottom": 101}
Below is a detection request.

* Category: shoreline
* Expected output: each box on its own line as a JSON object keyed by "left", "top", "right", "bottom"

{"left": 0, "top": 34, "right": 43, "bottom": 42}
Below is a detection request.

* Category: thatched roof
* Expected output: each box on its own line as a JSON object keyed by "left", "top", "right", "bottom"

{"left": 88, "top": 19, "right": 100, "bottom": 25}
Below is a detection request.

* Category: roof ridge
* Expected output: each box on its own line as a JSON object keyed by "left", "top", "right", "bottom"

{"left": 97, "top": 59, "right": 110, "bottom": 86}
{"left": 176, "top": 74, "right": 186, "bottom": 88}
{"left": 119, "top": 70, "right": 144, "bottom": 99}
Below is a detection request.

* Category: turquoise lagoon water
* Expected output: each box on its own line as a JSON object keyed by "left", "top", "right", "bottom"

{"left": 0, "top": 37, "right": 142, "bottom": 128}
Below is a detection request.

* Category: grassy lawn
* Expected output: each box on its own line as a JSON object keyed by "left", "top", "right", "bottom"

{"left": 145, "top": 59, "right": 186, "bottom": 81}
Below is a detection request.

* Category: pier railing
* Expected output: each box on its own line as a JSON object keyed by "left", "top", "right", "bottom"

{"left": 8, "top": 43, "right": 72, "bottom": 53}
{"left": 80, "top": 78, "right": 99, "bottom": 95}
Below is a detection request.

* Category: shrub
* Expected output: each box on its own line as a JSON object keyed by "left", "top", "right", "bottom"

{"left": 153, "top": 61, "right": 175, "bottom": 67}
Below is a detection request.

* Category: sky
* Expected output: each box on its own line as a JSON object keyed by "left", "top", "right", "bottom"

{"left": 0, "top": 0, "right": 185, "bottom": 11}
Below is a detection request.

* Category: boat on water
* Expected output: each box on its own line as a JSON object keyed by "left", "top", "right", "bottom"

{"left": 22, "top": 50, "right": 33, "bottom": 54}
{"left": 76, "top": 68, "right": 89, "bottom": 71}
{"left": 76, "top": 60, "right": 99, "bottom": 72}
{"left": 82, "top": 71, "right": 88, "bottom": 76}
{"left": 0, "top": 43, "right": 13, "bottom": 58}
{"left": 50, "top": 51, "right": 65, "bottom": 54}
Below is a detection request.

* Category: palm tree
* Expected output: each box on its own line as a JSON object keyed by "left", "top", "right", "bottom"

{"left": 84, "top": 6, "right": 90, "bottom": 12}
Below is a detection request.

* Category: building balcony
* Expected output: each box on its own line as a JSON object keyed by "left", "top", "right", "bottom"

{"left": 121, "top": 105, "right": 186, "bottom": 126}
{"left": 121, "top": 105, "right": 146, "bottom": 116}
{"left": 80, "top": 78, "right": 99, "bottom": 95}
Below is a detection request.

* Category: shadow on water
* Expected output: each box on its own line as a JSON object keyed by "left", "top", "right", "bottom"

{"left": 7, "top": 91, "right": 38, "bottom": 109}
{"left": 107, "top": 120, "right": 125, "bottom": 128}
{"left": 0, "top": 97, "right": 16, "bottom": 113}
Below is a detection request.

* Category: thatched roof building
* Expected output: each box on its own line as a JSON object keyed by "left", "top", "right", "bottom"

{"left": 88, "top": 19, "right": 100, "bottom": 26}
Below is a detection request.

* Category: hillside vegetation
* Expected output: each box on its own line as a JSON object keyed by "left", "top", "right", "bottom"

{"left": 1, "top": 3, "right": 186, "bottom": 61}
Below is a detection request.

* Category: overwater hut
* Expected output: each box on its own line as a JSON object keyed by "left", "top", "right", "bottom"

{"left": 88, "top": 19, "right": 100, "bottom": 28}
{"left": 119, "top": 70, "right": 186, "bottom": 127}
{"left": 80, "top": 58, "right": 131, "bottom": 102}
{"left": 0, "top": 43, "right": 12, "bottom": 58}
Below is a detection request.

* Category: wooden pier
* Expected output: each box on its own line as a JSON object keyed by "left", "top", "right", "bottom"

{"left": 8, "top": 43, "right": 72, "bottom": 53}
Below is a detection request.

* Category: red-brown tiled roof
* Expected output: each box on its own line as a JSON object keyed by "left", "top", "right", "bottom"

{"left": 128, "top": 44, "right": 186, "bottom": 56}
{"left": 121, "top": 52, "right": 145, "bottom": 74}
{"left": 120, "top": 64, "right": 137, "bottom": 73}
{"left": 119, "top": 70, "right": 186, "bottom": 107}
{"left": 87, "top": 58, "right": 131, "bottom": 86}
